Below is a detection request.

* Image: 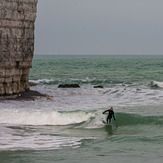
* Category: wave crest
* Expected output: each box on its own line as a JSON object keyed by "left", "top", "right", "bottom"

{"left": 29, "top": 79, "right": 54, "bottom": 84}
{"left": 151, "top": 81, "right": 163, "bottom": 88}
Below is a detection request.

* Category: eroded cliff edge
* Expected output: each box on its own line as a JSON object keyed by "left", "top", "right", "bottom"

{"left": 0, "top": 0, "right": 38, "bottom": 97}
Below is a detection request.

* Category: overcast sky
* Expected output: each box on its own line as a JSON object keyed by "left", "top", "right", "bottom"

{"left": 34, "top": 0, "right": 163, "bottom": 55}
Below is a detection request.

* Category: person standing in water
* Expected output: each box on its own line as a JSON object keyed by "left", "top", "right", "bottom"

{"left": 103, "top": 107, "right": 116, "bottom": 124}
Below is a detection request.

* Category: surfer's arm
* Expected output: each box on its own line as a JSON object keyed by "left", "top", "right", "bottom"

{"left": 113, "top": 113, "right": 116, "bottom": 120}
{"left": 103, "top": 110, "right": 109, "bottom": 114}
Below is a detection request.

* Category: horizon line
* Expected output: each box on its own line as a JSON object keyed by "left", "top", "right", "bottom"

{"left": 34, "top": 53, "right": 163, "bottom": 56}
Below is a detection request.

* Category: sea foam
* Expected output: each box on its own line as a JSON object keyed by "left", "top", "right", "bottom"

{"left": 151, "top": 81, "right": 163, "bottom": 88}
{"left": 0, "top": 109, "right": 95, "bottom": 126}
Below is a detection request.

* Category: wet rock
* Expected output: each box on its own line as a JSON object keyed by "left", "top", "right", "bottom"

{"left": 46, "top": 94, "right": 54, "bottom": 101}
{"left": 94, "top": 85, "right": 104, "bottom": 88}
{"left": 33, "top": 98, "right": 37, "bottom": 101}
{"left": 58, "top": 84, "right": 80, "bottom": 88}
{"left": 29, "top": 82, "right": 37, "bottom": 87}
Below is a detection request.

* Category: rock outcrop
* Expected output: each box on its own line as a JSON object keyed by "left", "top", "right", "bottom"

{"left": 0, "top": 0, "right": 38, "bottom": 97}
{"left": 94, "top": 85, "right": 104, "bottom": 89}
{"left": 58, "top": 84, "right": 80, "bottom": 88}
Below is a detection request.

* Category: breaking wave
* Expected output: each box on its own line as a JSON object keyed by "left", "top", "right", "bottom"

{"left": 29, "top": 79, "right": 55, "bottom": 85}
{"left": 29, "top": 78, "right": 132, "bottom": 86}
{"left": 0, "top": 109, "right": 162, "bottom": 128}
{"left": 150, "top": 81, "right": 163, "bottom": 88}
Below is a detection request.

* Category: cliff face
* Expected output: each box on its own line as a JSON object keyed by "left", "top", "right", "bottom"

{"left": 0, "top": 0, "right": 38, "bottom": 97}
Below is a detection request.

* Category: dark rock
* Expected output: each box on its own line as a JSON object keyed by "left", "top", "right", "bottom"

{"left": 58, "top": 84, "right": 80, "bottom": 88}
{"left": 29, "top": 82, "right": 37, "bottom": 87}
{"left": 1, "top": 90, "right": 46, "bottom": 101}
{"left": 94, "top": 85, "right": 104, "bottom": 88}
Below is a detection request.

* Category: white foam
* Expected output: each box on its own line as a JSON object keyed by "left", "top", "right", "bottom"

{"left": 29, "top": 79, "right": 54, "bottom": 84}
{"left": 0, "top": 109, "right": 94, "bottom": 126}
{"left": 152, "top": 81, "right": 163, "bottom": 88}
{"left": 0, "top": 124, "right": 83, "bottom": 151}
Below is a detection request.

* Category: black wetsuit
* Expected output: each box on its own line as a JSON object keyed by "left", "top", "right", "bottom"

{"left": 103, "top": 109, "right": 116, "bottom": 124}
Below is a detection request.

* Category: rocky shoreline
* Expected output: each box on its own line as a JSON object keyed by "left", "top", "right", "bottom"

{"left": 0, "top": 83, "right": 104, "bottom": 101}
{"left": 0, "top": 90, "right": 46, "bottom": 101}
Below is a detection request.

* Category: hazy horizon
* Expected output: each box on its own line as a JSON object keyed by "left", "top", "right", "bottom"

{"left": 35, "top": 0, "right": 163, "bottom": 55}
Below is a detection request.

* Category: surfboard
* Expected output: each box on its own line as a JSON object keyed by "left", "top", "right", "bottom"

{"left": 102, "top": 120, "right": 112, "bottom": 134}
{"left": 102, "top": 120, "right": 110, "bottom": 126}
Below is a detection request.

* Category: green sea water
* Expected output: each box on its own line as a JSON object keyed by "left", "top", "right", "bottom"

{"left": 30, "top": 55, "right": 163, "bottom": 85}
{"left": 0, "top": 55, "right": 163, "bottom": 163}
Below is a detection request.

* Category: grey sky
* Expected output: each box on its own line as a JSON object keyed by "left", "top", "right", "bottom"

{"left": 35, "top": 0, "right": 163, "bottom": 55}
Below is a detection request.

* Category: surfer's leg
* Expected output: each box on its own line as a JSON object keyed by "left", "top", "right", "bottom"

{"left": 106, "top": 116, "right": 109, "bottom": 124}
{"left": 109, "top": 118, "right": 111, "bottom": 125}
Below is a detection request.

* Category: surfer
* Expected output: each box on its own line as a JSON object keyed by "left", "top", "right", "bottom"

{"left": 103, "top": 107, "right": 116, "bottom": 124}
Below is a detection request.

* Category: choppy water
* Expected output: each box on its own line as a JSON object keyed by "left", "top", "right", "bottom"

{"left": 0, "top": 55, "right": 163, "bottom": 163}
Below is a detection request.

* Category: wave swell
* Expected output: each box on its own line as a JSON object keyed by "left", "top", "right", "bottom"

{"left": 115, "top": 113, "right": 163, "bottom": 126}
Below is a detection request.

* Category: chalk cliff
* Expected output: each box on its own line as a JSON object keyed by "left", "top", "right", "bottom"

{"left": 0, "top": 0, "right": 38, "bottom": 97}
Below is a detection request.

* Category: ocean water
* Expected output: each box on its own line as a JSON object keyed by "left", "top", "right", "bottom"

{"left": 0, "top": 55, "right": 163, "bottom": 163}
